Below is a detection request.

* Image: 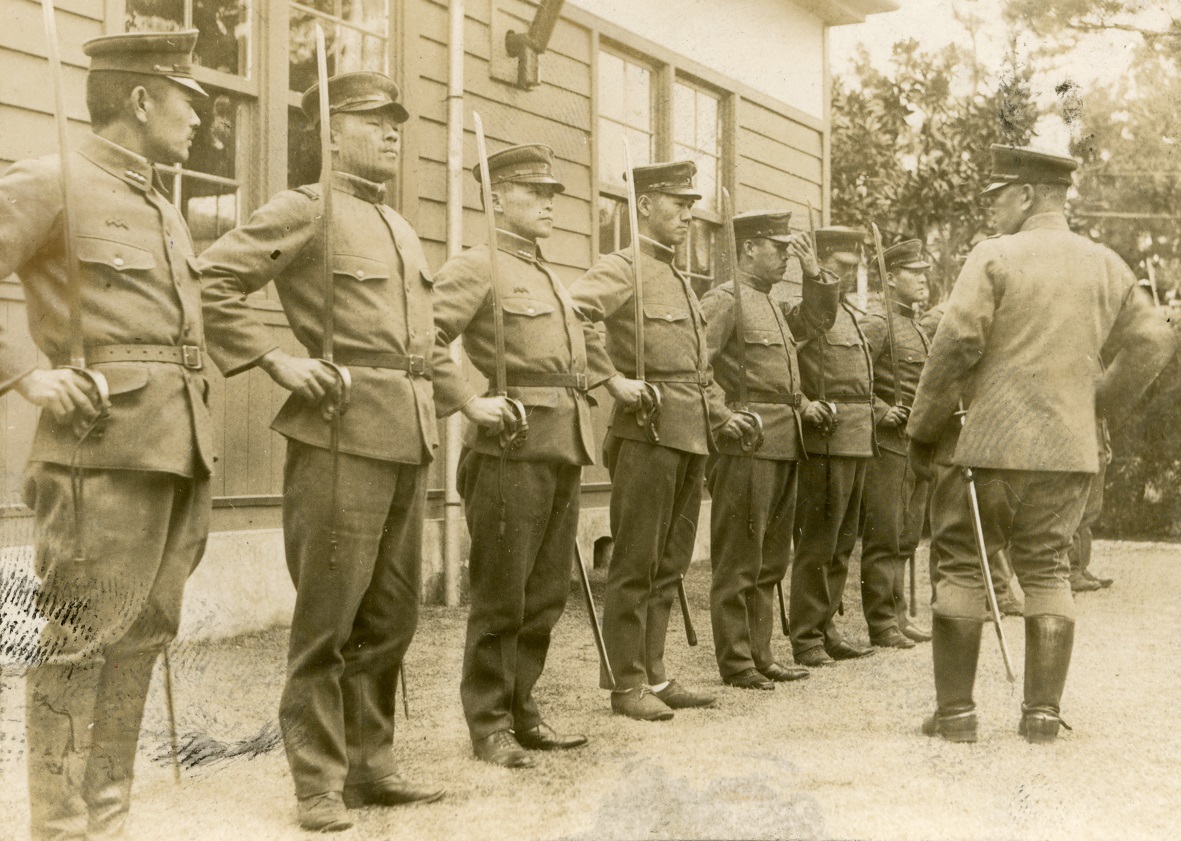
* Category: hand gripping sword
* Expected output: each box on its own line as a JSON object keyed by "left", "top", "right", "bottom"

{"left": 621, "top": 140, "right": 662, "bottom": 442}
{"left": 472, "top": 112, "right": 528, "bottom": 450}
{"left": 314, "top": 25, "right": 353, "bottom": 562}
{"left": 575, "top": 541, "right": 615, "bottom": 688}
{"left": 957, "top": 403, "right": 1016, "bottom": 683}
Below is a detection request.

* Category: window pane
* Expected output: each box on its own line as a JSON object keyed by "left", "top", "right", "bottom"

{"left": 599, "top": 121, "right": 625, "bottom": 188}
{"left": 289, "top": 11, "right": 330, "bottom": 93}
{"left": 294, "top": 0, "right": 336, "bottom": 15}
{"left": 337, "top": 29, "right": 387, "bottom": 73}
{"left": 626, "top": 127, "right": 653, "bottom": 168}
{"left": 288, "top": 106, "right": 319, "bottom": 188}
{"left": 598, "top": 52, "right": 625, "bottom": 123}
{"left": 186, "top": 91, "right": 240, "bottom": 181}
{"left": 690, "top": 219, "right": 714, "bottom": 276}
{"left": 341, "top": 0, "right": 389, "bottom": 34}
{"left": 126, "top": 0, "right": 183, "bottom": 31}
{"left": 697, "top": 91, "right": 719, "bottom": 151}
{"left": 623, "top": 61, "right": 651, "bottom": 130}
{"left": 598, "top": 195, "right": 629, "bottom": 254}
{"left": 674, "top": 83, "right": 695, "bottom": 148}
{"left": 183, "top": 185, "right": 240, "bottom": 253}
{"left": 697, "top": 151, "right": 719, "bottom": 212}
{"left": 126, "top": 0, "right": 251, "bottom": 78}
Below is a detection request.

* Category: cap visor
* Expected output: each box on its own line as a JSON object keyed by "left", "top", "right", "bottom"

{"left": 336, "top": 101, "right": 411, "bottom": 124}
{"left": 897, "top": 260, "right": 931, "bottom": 269}
{"left": 980, "top": 180, "right": 1010, "bottom": 196}
{"left": 169, "top": 76, "right": 208, "bottom": 97}
{"left": 766, "top": 234, "right": 796, "bottom": 244}
{"left": 831, "top": 252, "right": 862, "bottom": 265}
{"left": 658, "top": 187, "right": 703, "bottom": 199}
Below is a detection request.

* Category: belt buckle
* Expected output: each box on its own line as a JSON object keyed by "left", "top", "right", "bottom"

{"left": 574, "top": 371, "right": 588, "bottom": 391}
{"left": 407, "top": 354, "right": 427, "bottom": 376}
{"left": 181, "top": 345, "right": 203, "bottom": 370}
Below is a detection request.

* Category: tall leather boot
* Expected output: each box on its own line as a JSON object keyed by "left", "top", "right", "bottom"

{"left": 921, "top": 615, "right": 983, "bottom": 743}
{"left": 26, "top": 663, "right": 103, "bottom": 841}
{"left": 83, "top": 651, "right": 158, "bottom": 840}
{"left": 1019, "top": 615, "right": 1075, "bottom": 743}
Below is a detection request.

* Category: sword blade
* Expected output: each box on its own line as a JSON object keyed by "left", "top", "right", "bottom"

{"left": 315, "top": 24, "right": 336, "bottom": 365}
{"left": 473, "top": 112, "right": 509, "bottom": 398}
{"left": 870, "top": 223, "right": 901, "bottom": 408}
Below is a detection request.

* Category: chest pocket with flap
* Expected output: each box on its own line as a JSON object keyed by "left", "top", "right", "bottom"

{"left": 77, "top": 236, "right": 155, "bottom": 272}
{"left": 333, "top": 254, "right": 390, "bottom": 282}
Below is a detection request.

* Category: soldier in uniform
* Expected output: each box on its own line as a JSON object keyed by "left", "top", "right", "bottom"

{"left": 788, "top": 227, "right": 878, "bottom": 668}
{"left": 700, "top": 210, "right": 837, "bottom": 690}
{"left": 1068, "top": 419, "right": 1113, "bottom": 592}
{"left": 200, "top": 73, "right": 444, "bottom": 831}
{"left": 569, "top": 161, "right": 753, "bottom": 721}
{"left": 0, "top": 31, "right": 212, "bottom": 840}
{"left": 858, "top": 239, "right": 931, "bottom": 649}
{"left": 431, "top": 145, "right": 647, "bottom": 766}
{"left": 909, "top": 145, "right": 1174, "bottom": 744}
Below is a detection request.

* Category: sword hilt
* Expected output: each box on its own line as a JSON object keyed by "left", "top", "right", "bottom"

{"left": 60, "top": 366, "right": 111, "bottom": 439}
{"left": 635, "top": 381, "right": 662, "bottom": 444}
{"left": 498, "top": 396, "right": 529, "bottom": 451}
{"left": 317, "top": 360, "right": 352, "bottom": 420}
{"left": 733, "top": 408, "right": 765, "bottom": 454}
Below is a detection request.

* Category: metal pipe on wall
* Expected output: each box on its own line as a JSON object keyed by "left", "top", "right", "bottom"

{"left": 442, "top": 0, "right": 466, "bottom": 607}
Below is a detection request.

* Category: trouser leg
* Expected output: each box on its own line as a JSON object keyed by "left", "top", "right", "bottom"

{"left": 21, "top": 466, "right": 208, "bottom": 840}
{"left": 279, "top": 442, "right": 407, "bottom": 798}
{"left": 749, "top": 461, "right": 797, "bottom": 671}
{"left": 708, "top": 457, "right": 792, "bottom": 678}
{"left": 789, "top": 456, "right": 861, "bottom": 655}
{"left": 861, "top": 450, "right": 907, "bottom": 638}
{"left": 340, "top": 463, "right": 426, "bottom": 788}
{"left": 643, "top": 452, "right": 705, "bottom": 686}
{"left": 511, "top": 465, "right": 581, "bottom": 733}
{"left": 821, "top": 459, "right": 866, "bottom": 649}
{"left": 601, "top": 438, "right": 695, "bottom": 691}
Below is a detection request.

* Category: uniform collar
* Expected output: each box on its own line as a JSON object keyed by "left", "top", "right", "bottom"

{"left": 79, "top": 134, "right": 158, "bottom": 193}
{"left": 332, "top": 171, "right": 386, "bottom": 204}
{"left": 738, "top": 269, "right": 774, "bottom": 295}
{"left": 638, "top": 235, "right": 676, "bottom": 265}
{"left": 1020, "top": 212, "right": 1070, "bottom": 233}
{"left": 496, "top": 228, "right": 545, "bottom": 262}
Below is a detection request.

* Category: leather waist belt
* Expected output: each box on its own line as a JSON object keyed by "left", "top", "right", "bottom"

{"left": 506, "top": 371, "right": 589, "bottom": 390}
{"left": 742, "top": 390, "right": 804, "bottom": 407}
{"left": 825, "top": 394, "right": 873, "bottom": 404}
{"left": 647, "top": 371, "right": 712, "bottom": 386}
{"left": 56, "top": 344, "right": 204, "bottom": 370}
{"left": 332, "top": 351, "right": 431, "bottom": 377}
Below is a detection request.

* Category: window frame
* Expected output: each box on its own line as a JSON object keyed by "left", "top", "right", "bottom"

{"left": 591, "top": 36, "right": 735, "bottom": 294}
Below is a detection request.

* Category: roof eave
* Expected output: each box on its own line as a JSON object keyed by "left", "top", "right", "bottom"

{"left": 795, "top": 0, "right": 902, "bottom": 26}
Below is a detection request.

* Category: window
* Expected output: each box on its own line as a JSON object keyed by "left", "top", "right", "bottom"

{"left": 287, "top": 0, "right": 390, "bottom": 187}
{"left": 125, "top": 1, "right": 256, "bottom": 251}
{"left": 596, "top": 48, "right": 727, "bottom": 297}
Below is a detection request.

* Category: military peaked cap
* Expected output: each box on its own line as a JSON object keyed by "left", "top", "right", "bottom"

{"left": 83, "top": 30, "right": 207, "bottom": 97}
{"left": 883, "top": 239, "right": 930, "bottom": 270}
{"left": 814, "top": 226, "right": 865, "bottom": 263}
{"left": 733, "top": 210, "right": 794, "bottom": 244}
{"left": 301, "top": 71, "right": 409, "bottom": 125}
{"left": 629, "top": 160, "right": 702, "bottom": 199}
{"left": 982, "top": 144, "right": 1078, "bottom": 195}
{"left": 473, "top": 143, "right": 565, "bottom": 192}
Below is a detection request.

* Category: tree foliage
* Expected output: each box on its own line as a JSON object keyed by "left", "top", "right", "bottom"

{"left": 1005, "top": 0, "right": 1181, "bottom": 45}
{"left": 830, "top": 41, "right": 1037, "bottom": 302}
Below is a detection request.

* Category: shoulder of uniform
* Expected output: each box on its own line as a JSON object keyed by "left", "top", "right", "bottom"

{"left": 293, "top": 184, "right": 321, "bottom": 201}
{"left": 843, "top": 299, "right": 868, "bottom": 315}
{"left": 860, "top": 310, "right": 886, "bottom": 322}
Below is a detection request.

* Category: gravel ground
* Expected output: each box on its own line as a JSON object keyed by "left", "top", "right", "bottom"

{"left": 1, "top": 539, "right": 1179, "bottom": 841}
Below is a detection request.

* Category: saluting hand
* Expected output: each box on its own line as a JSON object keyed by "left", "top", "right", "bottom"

{"left": 787, "top": 235, "right": 821, "bottom": 278}
{"left": 461, "top": 395, "right": 515, "bottom": 434}
{"left": 259, "top": 349, "right": 341, "bottom": 405}
{"left": 605, "top": 374, "right": 651, "bottom": 413}
{"left": 15, "top": 368, "right": 101, "bottom": 425}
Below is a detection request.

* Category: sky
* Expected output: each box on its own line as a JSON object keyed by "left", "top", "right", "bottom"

{"left": 827, "top": 0, "right": 1155, "bottom": 153}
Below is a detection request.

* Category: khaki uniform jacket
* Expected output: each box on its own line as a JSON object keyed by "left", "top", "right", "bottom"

{"left": 431, "top": 230, "right": 617, "bottom": 465}
{"left": 0, "top": 135, "right": 213, "bottom": 477}
{"left": 569, "top": 237, "right": 732, "bottom": 455}
{"left": 859, "top": 305, "right": 930, "bottom": 456}
{"left": 700, "top": 271, "right": 839, "bottom": 460}
{"left": 907, "top": 212, "right": 1175, "bottom": 472}
{"left": 795, "top": 299, "right": 876, "bottom": 458}
{"left": 199, "top": 173, "right": 439, "bottom": 465}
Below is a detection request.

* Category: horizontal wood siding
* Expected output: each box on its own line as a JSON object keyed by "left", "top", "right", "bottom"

{"left": 736, "top": 97, "right": 824, "bottom": 218}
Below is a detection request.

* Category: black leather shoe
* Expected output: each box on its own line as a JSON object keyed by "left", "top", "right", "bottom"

{"left": 653, "top": 679, "right": 715, "bottom": 708}
{"left": 1069, "top": 572, "right": 1101, "bottom": 592}
{"left": 922, "top": 710, "right": 978, "bottom": 743}
{"left": 298, "top": 793, "right": 354, "bottom": 832}
{"left": 342, "top": 776, "right": 446, "bottom": 809}
{"left": 473, "top": 730, "right": 535, "bottom": 768}
{"left": 1083, "top": 570, "right": 1113, "bottom": 588}
{"left": 871, "top": 629, "right": 916, "bottom": 649}
{"left": 515, "top": 723, "right": 588, "bottom": 751}
{"left": 724, "top": 667, "right": 775, "bottom": 690}
{"left": 760, "top": 662, "right": 810, "bottom": 682}
{"left": 826, "top": 640, "right": 876, "bottom": 660}
{"left": 900, "top": 623, "right": 932, "bottom": 643}
{"left": 795, "top": 647, "right": 835, "bottom": 667}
